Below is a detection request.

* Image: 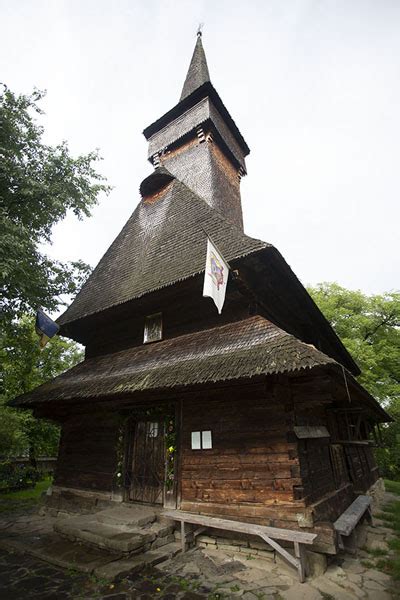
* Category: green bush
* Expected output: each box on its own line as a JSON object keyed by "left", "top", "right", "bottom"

{"left": 0, "top": 460, "right": 42, "bottom": 492}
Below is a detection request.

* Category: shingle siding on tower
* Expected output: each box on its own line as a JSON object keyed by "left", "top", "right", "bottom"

{"left": 162, "top": 141, "right": 244, "bottom": 228}
{"left": 147, "top": 97, "right": 246, "bottom": 170}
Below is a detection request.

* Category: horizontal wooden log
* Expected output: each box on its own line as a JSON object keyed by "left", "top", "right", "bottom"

{"left": 182, "top": 453, "right": 297, "bottom": 465}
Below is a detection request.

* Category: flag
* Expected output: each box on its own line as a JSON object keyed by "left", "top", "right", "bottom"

{"left": 202, "top": 238, "right": 229, "bottom": 314}
{"left": 35, "top": 309, "right": 60, "bottom": 349}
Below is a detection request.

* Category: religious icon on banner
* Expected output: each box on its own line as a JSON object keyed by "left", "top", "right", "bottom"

{"left": 202, "top": 238, "right": 229, "bottom": 314}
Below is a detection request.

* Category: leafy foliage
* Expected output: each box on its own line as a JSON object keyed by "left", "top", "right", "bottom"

{"left": 0, "top": 316, "right": 83, "bottom": 459}
{"left": 0, "top": 84, "right": 109, "bottom": 460}
{"left": 0, "top": 85, "right": 110, "bottom": 331}
{"left": 308, "top": 283, "right": 399, "bottom": 403}
{"left": 308, "top": 283, "right": 400, "bottom": 478}
{"left": 0, "top": 460, "right": 42, "bottom": 492}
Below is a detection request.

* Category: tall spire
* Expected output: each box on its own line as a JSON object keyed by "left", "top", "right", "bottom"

{"left": 180, "top": 31, "right": 210, "bottom": 101}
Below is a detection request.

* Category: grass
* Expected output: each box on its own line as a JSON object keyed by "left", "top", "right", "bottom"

{"left": 369, "top": 479, "right": 400, "bottom": 581}
{"left": 385, "top": 480, "right": 400, "bottom": 496}
{"left": 363, "top": 546, "right": 388, "bottom": 557}
{"left": 0, "top": 476, "right": 52, "bottom": 513}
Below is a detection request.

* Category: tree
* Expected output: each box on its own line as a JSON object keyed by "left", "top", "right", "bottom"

{"left": 0, "top": 84, "right": 109, "bottom": 461}
{"left": 0, "top": 315, "right": 83, "bottom": 459}
{"left": 308, "top": 283, "right": 400, "bottom": 479}
{"left": 0, "top": 85, "right": 110, "bottom": 331}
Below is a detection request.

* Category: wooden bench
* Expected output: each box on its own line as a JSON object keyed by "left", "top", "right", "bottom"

{"left": 163, "top": 509, "right": 317, "bottom": 582}
{"left": 334, "top": 495, "right": 372, "bottom": 551}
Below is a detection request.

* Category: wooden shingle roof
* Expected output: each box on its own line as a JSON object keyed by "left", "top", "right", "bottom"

{"left": 11, "top": 316, "right": 337, "bottom": 407}
{"left": 57, "top": 170, "right": 268, "bottom": 327}
{"left": 180, "top": 34, "right": 210, "bottom": 101}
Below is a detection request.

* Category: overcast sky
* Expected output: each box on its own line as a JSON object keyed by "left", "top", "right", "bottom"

{"left": 1, "top": 0, "right": 399, "bottom": 301}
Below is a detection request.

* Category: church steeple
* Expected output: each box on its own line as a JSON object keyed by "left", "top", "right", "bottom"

{"left": 180, "top": 32, "right": 210, "bottom": 101}
{"left": 143, "top": 34, "right": 249, "bottom": 230}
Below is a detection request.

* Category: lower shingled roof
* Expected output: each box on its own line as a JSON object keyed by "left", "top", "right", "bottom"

{"left": 11, "top": 316, "right": 336, "bottom": 407}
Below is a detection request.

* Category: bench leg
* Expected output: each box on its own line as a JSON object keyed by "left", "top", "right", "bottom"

{"left": 258, "top": 533, "right": 306, "bottom": 583}
{"left": 294, "top": 542, "right": 307, "bottom": 583}
{"left": 337, "top": 533, "right": 345, "bottom": 551}
{"left": 181, "top": 521, "right": 186, "bottom": 553}
{"left": 347, "top": 530, "right": 357, "bottom": 555}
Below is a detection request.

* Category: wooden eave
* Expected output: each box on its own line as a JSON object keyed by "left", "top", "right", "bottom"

{"left": 233, "top": 248, "right": 360, "bottom": 376}
{"left": 143, "top": 81, "right": 250, "bottom": 157}
{"left": 148, "top": 120, "right": 247, "bottom": 173}
{"left": 58, "top": 245, "right": 360, "bottom": 378}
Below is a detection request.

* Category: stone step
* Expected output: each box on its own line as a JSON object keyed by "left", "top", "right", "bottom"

{"left": 93, "top": 542, "right": 181, "bottom": 581}
{"left": 55, "top": 518, "right": 154, "bottom": 553}
{"left": 94, "top": 504, "right": 157, "bottom": 528}
{"left": 147, "top": 521, "right": 175, "bottom": 538}
{"left": 53, "top": 503, "right": 173, "bottom": 555}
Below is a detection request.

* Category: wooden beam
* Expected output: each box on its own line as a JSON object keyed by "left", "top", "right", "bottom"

{"left": 294, "top": 541, "right": 307, "bottom": 583}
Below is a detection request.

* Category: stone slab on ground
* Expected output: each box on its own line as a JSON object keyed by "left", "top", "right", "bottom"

{"left": 0, "top": 532, "right": 119, "bottom": 573}
{"left": 55, "top": 517, "right": 153, "bottom": 553}
{"left": 281, "top": 582, "right": 323, "bottom": 600}
{"left": 0, "top": 486, "right": 398, "bottom": 598}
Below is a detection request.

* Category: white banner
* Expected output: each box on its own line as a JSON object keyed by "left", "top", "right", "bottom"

{"left": 202, "top": 238, "right": 229, "bottom": 314}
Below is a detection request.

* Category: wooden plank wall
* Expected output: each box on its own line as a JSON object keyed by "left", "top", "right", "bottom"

{"left": 85, "top": 282, "right": 249, "bottom": 359}
{"left": 55, "top": 414, "right": 118, "bottom": 492}
{"left": 179, "top": 382, "right": 307, "bottom": 528}
{"left": 345, "top": 445, "right": 379, "bottom": 492}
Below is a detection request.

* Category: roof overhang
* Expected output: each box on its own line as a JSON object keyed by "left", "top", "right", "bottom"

{"left": 143, "top": 81, "right": 250, "bottom": 157}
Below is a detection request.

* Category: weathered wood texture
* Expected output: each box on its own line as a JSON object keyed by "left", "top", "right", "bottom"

{"left": 51, "top": 367, "right": 380, "bottom": 541}
{"left": 85, "top": 280, "right": 250, "bottom": 359}
{"left": 55, "top": 414, "right": 118, "bottom": 491}
{"left": 334, "top": 495, "right": 371, "bottom": 536}
{"left": 179, "top": 383, "right": 304, "bottom": 527}
{"left": 163, "top": 509, "right": 316, "bottom": 582}
{"left": 292, "top": 372, "right": 379, "bottom": 506}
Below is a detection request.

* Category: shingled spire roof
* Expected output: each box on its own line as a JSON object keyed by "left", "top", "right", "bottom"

{"left": 180, "top": 33, "right": 211, "bottom": 101}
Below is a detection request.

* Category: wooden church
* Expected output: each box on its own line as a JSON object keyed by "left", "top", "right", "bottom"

{"left": 12, "top": 34, "right": 390, "bottom": 559}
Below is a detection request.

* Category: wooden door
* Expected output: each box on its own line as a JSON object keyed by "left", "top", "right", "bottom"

{"left": 129, "top": 420, "right": 165, "bottom": 504}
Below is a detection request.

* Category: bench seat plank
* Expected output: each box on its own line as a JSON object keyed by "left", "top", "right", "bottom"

{"left": 163, "top": 510, "right": 316, "bottom": 544}
{"left": 333, "top": 495, "right": 371, "bottom": 536}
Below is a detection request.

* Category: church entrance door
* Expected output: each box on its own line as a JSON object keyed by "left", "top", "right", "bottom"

{"left": 129, "top": 420, "right": 165, "bottom": 504}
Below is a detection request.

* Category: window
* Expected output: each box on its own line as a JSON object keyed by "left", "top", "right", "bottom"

{"left": 144, "top": 313, "right": 162, "bottom": 344}
{"left": 148, "top": 422, "right": 159, "bottom": 438}
{"left": 191, "top": 430, "right": 212, "bottom": 450}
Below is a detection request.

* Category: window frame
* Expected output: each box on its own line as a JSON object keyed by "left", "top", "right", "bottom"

{"left": 191, "top": 430, "right": 213, "bottom": 450}
{"left": 143, "top": 312, "right": 163, "bottom": 344}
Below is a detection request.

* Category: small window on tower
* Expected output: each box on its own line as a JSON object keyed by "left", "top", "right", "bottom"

{"left": 143, "top": 313, "right": 162, "bottom": 344}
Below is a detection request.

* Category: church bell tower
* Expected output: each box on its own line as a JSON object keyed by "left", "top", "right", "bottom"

{"left": 143, "top": 33, "right": 249, "bottom": 230}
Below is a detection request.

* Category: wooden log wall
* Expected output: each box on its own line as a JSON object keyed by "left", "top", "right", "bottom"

{"left": 290, "top": 373, "right": 337, "bottom": 504}
{"left": 344, "top": 445, "right": 379, "bottom": 492}
{"left": 290, "top": 371, "right": 380, "bottom": 508}
{"left": 55, "top": 413, "right": 118, "bottom": 492}
{"left": 85, "top": 280, "right": 250, "bottom": 359}
{"left": 179, "top": 382, "right": 307, "bottom": 529}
